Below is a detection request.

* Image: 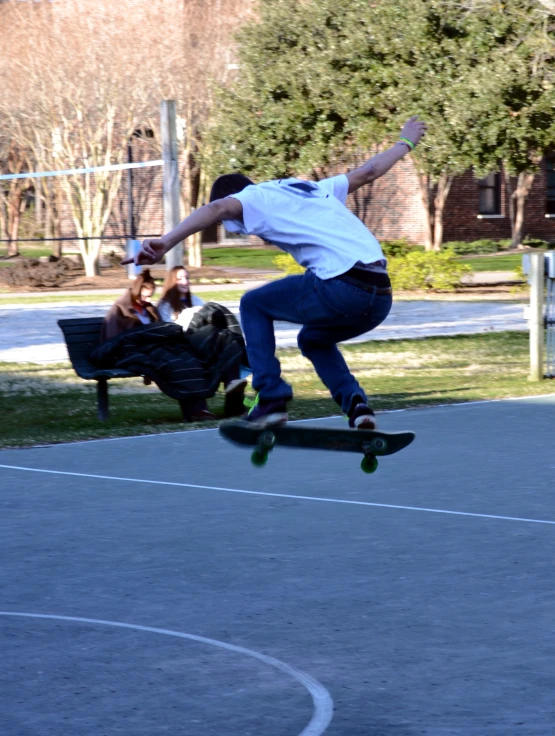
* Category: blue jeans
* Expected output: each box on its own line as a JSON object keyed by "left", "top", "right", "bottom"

{"left": 239, "top": 269, "right": 392, "bottom": 414}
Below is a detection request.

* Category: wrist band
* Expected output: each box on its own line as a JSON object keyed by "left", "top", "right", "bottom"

{"left": 399, "top": 137, "right": 415, "bottom": 151}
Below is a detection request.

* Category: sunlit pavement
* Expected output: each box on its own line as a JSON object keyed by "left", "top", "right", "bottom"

{"left": 0, "top": 300, "right": 528, "bottom": 363}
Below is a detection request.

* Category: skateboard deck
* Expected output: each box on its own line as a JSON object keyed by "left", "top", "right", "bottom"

{"left": 219, "top": 420, "right": 415, "bottom": 474}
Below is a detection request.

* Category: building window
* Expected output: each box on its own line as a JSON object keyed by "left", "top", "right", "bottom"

{"left": 220, "top": 225, "right": 248, "bottom": 244}
{"left": 546, "top": 158, "right": 555, "bottom": 215}
{"left": 478, "top": 172, "right": 501, "bottom": 215}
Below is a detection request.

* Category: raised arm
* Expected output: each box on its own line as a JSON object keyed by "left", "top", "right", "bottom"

{"left": 121, "top": 197, "right": 244, "bottom": 266}
{"left": 346, "top": 116, "right": 427, "bottom": 194}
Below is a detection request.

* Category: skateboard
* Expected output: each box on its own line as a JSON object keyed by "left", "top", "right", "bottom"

{"left": 219, "top": 420, "right": 415, "bottom": 474}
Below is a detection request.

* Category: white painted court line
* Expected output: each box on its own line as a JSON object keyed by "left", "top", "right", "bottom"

{"left": 1, "top": 463, "right": 554, "bottom": 527}
{"left": 0, "top": 612, "right": 333, "bottom": 736}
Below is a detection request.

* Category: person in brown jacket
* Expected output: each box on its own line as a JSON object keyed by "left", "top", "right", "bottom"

{"left": 100, "top": 269, "right": 160, "bottom": 342}
{"left": 100, "top": 269, "right": 216, "bottom": 421}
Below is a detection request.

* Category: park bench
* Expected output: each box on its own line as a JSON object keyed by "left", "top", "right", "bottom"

{"left": 58, "top": 317, "right": 144, "bottom": 421}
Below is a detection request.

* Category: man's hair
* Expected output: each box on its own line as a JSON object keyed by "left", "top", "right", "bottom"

{"left": 209, "top": 173, "right": 254, "bottom": 202}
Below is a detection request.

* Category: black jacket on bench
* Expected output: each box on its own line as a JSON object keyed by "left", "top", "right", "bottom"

{"left": 90, "top": 318, "right": 246, "bottom": 401}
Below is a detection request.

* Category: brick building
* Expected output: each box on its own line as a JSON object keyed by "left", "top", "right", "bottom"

{"left": 345, "top": 155, "right": 555, "bottom": 246}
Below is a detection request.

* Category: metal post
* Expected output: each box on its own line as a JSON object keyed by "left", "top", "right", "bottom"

{"left": 160, "top": 100, "right": 183, "bottom": 270}
{"left": 127, "top": 140, "right": 136, "bottom": 240}
{"left": 529, "top": 252, "right": 545, "bottom": 381}
{"left": 97, "top": 378, "right": 109, "bottom": 421}
{"left": 126, "top": 239, "right": 142, "bottom": 280}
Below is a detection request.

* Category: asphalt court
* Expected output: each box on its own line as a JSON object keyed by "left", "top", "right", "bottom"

{"left": 1, "top": 394, "right": 555, "bottom": 735}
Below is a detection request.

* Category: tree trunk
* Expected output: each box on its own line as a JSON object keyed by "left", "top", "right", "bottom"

{"left": 415, "top": 171, "right": 453, "bottom": 251}
{"left": 63, "top": 167, "right": 124, "bottom": 278}
{"left": 504, "top": 163, "right": 536, "bottom": 250}
{"left": 503, "top": 168, "right": 515, "bottom": 243}
{"left": 512, "top": 172, "right": 535, "bottom": 249}
{"left": 432, "top": 172, "right": 454, "bottom": 251}
{"left": 416, "top": 173, "right": 434, "bottom": 251}
{"left": 35, "top": 179, "right": 43, "bottom": 228}
{"left": 45, "top": 180, "right": 63, "bottom": 258}
{"left": 7, "top": 191, "right": 22, "bottom": 257}
{"left": 188, "top": 230, "right": 202, "bottom": 267}
{"left": 80, "top": 239, "right": 102, "bottom": 277}
{"left": 0, "top": 192, "right": 8, "bottom": 248}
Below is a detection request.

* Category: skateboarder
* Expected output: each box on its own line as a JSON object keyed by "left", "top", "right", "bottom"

{"left": 123, "top": 115, "right": 427, "bottom": 428}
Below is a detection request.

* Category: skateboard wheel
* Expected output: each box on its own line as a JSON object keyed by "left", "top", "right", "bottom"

{"left": 361, "top": 455, "right": 378, "bottom": 474}
{"left": 369, "top": 437, "right": 387, "bottom": 453}
{"left": 259, "top": 431, "right": 276, "bottom": 449}
{"left": 251, "top": 449, "right": 269, "bottom": 467}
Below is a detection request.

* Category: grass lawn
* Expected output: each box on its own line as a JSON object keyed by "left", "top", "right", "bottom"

{"left": 0, "top": 288, "right": 528, "bottom": 308}
{"left": 1, "top": 332, "right": 553, "bottom": 448}
{"left": 203, "top": 246, "right": 281, "bottom": 270}
{"left": 203, "top": 246, "right": 525, "bottom": 274}
{"left": 459, "top": 253, "right": 524, "bottom": 271}
{"left": 0, "top": 246, "right": 53, "bottom": 261}
{"left": 0, "top": 289, "right": 248, "bottom": 307}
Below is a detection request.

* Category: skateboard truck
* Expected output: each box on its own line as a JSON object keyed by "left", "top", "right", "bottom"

{"left": 251, "top": 430, "right": 276, "bottom": 467}
{"left": 220, "top": 420, "right": 415, "bottom": 475}
{"left": 252, "top": 430, "right": 384, "bottom": 473}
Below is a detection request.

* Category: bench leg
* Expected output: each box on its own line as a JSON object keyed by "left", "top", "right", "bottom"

{"left": 97, "top": 378, "right": 109, "bottom": 421}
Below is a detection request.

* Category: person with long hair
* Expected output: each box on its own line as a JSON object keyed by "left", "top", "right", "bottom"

{"left": 158, "top": 265, "right": 248, "bottom": 417}
{"left": 100, "top": 268, "right": 216, "bottom": 421}
{"left": 101, "top": 269, "right": 160, "bottom": 341}
{"left": 157, "top": 266, "right": 204, "bottom": 329}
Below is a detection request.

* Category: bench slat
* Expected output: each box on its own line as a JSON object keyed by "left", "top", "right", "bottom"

{"left": 65, "top": 339, "right": 100, "bottom": 349}
{"left": 59, "top": 325, "right": 103, "bottom": 338}
{"left": 75, "top": 368, "right": 139, "bottom": 380}
{"left": 59, "top": 318, "right": 104, "bottom": 326}
{"left": 66, "top": 350, "right": 100, "bottom": 362}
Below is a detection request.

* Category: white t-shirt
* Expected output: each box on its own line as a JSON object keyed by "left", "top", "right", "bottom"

{"left": 222, "top": 175, "right": 385, "bottom": 280}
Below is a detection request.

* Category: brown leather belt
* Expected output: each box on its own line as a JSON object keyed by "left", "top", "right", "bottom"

{"left": 337, "top": 266, "right": 392, "bottom": 295}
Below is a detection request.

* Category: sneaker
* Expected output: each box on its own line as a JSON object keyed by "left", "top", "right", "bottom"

{"left": 224, "top": 378, "right": 248, "bottom": 418}
{"left": 348, "top": 402, "right": 377, "bottom": 430}
{"left": 244, "top": 393, "right": 288, "bottom": 427}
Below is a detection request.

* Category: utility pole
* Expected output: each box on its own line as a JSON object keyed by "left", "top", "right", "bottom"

{"left": 161, "top": 100, "right": 183, "bottom": 270}
{"left": 528, "top": 252, "right": 545, "bottom": 381}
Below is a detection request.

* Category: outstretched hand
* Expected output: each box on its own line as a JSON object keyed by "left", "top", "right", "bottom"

{"left": 400, "top": 116, "right": 427, "bottom": 148}
{"left": 121, "top": 237, "right": 168, "bottom": 266}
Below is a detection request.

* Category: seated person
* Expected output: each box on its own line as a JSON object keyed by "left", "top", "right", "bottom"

{"left": 157, "top": 266, "right": 205, "bottom": 330}
{"left": 101, "top": 269, "right": 160, "bottom": 341}
{"left": 100, "top": 268, "right": 215, "bottom": 421}
{"left": 158, "top": 266, "right": 248, "bottom": 417}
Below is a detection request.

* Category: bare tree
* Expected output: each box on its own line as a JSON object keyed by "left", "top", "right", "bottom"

{"left": 1, "top": 1, "right": 166, "bottom": 275}
{"left": 0, "top": 0, "right": 255, "bottom": 274}
{"left": 0, "top": 135, "right": 31, "bottom": 257}
{"left": 142, "top": 0, "right": 256, "bottom": 267}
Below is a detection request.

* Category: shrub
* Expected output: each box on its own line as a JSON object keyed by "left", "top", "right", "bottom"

{"left": 380, "top": 238, "right": 413, "bottom": 258}
{"left": 444, "top": 239, "right": 502, "bottom": 255}
{"left": 389, "top": 250, "right": 471, "bottom": 292}
{"left": 273, "top": 253, "right": 305, "bottom": 275}
{"left": 521, "top": 236, "right": 549, "bottom": 249}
